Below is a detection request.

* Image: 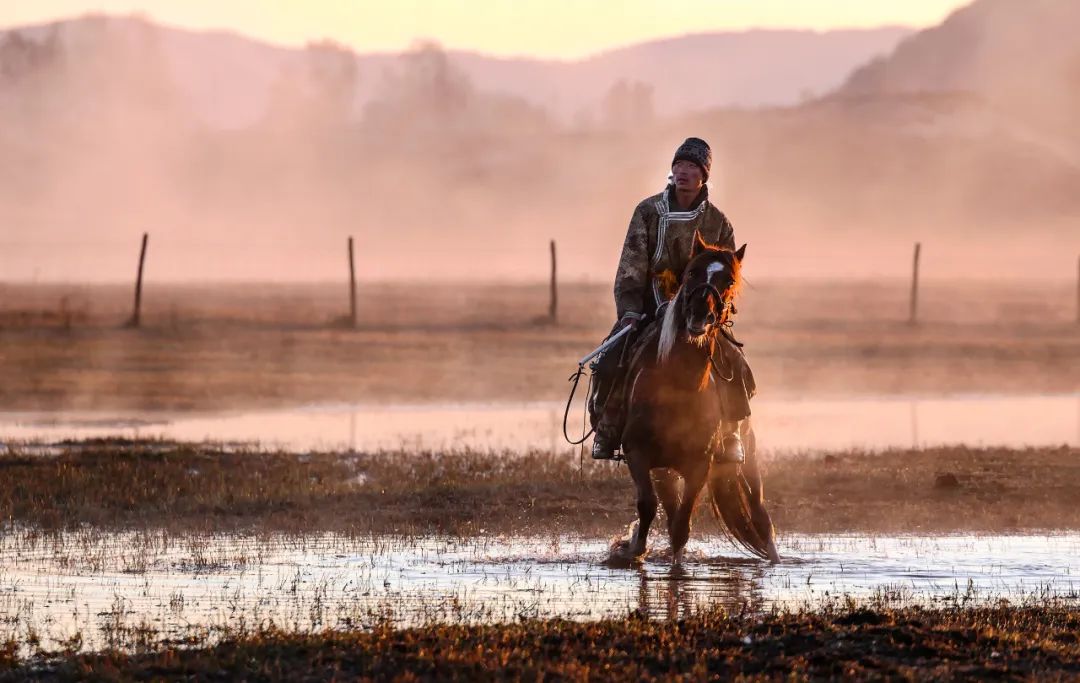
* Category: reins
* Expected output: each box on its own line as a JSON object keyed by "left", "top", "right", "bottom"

{"left": 562, "top": 366, "right": 595, "bottom": 446}
{"left": 561, "top": 263, "right": 740, "bottom": 448}
{"left": 562, "top": 316, "right": 642, "bottom": 446}
{"left": 708, "top": 342, "right": 734, "bottom": 382}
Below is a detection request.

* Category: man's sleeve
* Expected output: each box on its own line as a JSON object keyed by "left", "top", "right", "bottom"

{"left": 613, "top": 205, "right": 649, "bottom": 321}
{"left": 717, "top": 212, "right": 736, "bottom": 251}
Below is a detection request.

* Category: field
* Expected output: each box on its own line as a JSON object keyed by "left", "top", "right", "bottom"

{"left": 0, "top": 279, "right": 1078, "bottom": 679}
{"left": 0, "top": 441, "right": 1077, "bottom": 536}
{"left": 0, "top": 279, "right": 1076, "bottom": 411}
{"left": 1, "top": 443, "right": 1079, "bottom": 679}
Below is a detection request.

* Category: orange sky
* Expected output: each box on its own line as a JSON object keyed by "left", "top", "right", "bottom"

{"left": 2, "top": 0, "right": 972, "bottom": 58}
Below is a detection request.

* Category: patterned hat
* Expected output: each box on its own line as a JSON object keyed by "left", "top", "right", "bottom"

{"left": 671, "top": 137, "right": 712, "bottom": 182}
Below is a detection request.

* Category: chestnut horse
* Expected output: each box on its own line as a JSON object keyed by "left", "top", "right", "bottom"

{"left": 610, "top": 235, "right": 780, "bottom": 564}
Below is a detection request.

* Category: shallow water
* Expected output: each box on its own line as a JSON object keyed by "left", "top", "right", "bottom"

{"left": 0, "top": 531, "right": 1076, "bottom": 651}
{"left": 0, "top": 393, "right": 1077, "bottom": 454}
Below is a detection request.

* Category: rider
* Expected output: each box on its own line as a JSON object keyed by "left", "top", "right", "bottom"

{"left": 590, "top": 137, "right": 754, "bottom": 462}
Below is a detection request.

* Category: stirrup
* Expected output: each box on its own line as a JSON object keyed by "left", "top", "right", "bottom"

{"left": 713, "top": 436, "right": 744, "bottom": 465}
{"left": 591, "top": 433, "right": 623, "bottom": 461}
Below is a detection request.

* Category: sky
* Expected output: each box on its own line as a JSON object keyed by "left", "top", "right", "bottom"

{"left": 2, "top": 0, "right": 972, "bottom": 59}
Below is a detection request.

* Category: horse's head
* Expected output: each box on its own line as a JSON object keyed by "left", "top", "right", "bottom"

{"left": 659, "top": 232, "right": 745, "bottom": 361}
{"left": 683, "top": 233, "right": 744, "bottom": 337}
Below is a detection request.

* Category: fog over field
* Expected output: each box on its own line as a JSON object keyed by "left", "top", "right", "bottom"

{"left": 1, "top": 5, "right": 1080, "bottom": 676}
{"left": 0, "top": 0, "right": 1078, "bottom": 284}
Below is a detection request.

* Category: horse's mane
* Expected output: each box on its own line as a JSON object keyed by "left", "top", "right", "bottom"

{"left": 657, "top": 247, "right": 741, "bottom": 364}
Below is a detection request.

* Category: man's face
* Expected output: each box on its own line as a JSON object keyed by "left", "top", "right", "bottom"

{"left": 671, "top": 160, "right": 704, "bottom": 192}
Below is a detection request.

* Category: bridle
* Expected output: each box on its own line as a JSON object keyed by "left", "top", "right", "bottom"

{"left": 686, "top": 280, "right": 736, "bottom": 328}
{"left": 685, "top": 279, "right": 740, "bottom": 383}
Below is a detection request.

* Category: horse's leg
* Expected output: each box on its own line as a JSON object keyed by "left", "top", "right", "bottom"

{"left": 669, "top": 461, "right": 709, "bottom": 564}
{"left": 652, "top": 468, "right": 683, "bottom": 535}
{"left": 626, "top": 456, "right": 658, "bottom": 559}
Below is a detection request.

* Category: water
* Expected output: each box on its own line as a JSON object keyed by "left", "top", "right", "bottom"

{"left": 0, "top": 531, "right": 1077, "bottom": 651}
{"left": 1, "top": 393, "right": 1076, "bottom": 454}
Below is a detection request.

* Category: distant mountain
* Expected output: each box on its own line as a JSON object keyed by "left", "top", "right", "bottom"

{"left": 2, "top": 15, "right": 911, "bottom": 128}
{"left": 0, "top": 11, "right": 1076, "bottom": 284}
{"left": 445, "top": 28, "right": 913, "bottom": 121}
{"left": 838, "top": 0, "right": 1080, "bottom": 147}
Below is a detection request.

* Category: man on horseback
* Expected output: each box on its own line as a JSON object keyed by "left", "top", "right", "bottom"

{"left": 590, "top": 137, "right": 754, "bottom": 462}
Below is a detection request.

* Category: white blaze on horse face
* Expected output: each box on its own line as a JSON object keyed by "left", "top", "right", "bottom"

{"left": 658, "top": 260, "right": 727, "bottom": 364}
{"left": 706, "top": 260, "right": 726, "bottom": 281}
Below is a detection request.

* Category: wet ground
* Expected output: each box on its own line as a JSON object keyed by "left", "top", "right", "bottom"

{"left": 1, "top": 393, "right": 1077, "bottom": 453}
{"left": 1, "top": 531, "right": 1077, "bottom": 652}
{"left": 1, "top": 391, "right": 1077, "bottom": 668}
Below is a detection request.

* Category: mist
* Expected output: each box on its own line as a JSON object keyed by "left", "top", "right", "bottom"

{"left": 0, "top": 10, "right": 1078, "bottom": 285}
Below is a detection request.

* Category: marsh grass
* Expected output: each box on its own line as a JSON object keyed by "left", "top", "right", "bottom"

{"left": 2, "top": 599, "right": 1079, "bottom": 681}
{"left": 0, "top": 441, "right": 1077, "bottom": 536}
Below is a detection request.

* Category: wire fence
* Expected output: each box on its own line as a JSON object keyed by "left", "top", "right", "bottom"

{"left": 1, "top": 235, "right": 1079, "bottom": 328}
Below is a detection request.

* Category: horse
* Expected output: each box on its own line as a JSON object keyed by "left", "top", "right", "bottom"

{"left": 609, "top": 234, "right": 780, "bottom": 565}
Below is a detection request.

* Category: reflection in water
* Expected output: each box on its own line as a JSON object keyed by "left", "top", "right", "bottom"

{"left": 0, "top": 532, "right": 1077, "bottom": 652}
{"left": 640, "top": 562, "right": 766, "bottom": 622}
{"left": 0, "top": 394, "right": 1077, "bottom": 454}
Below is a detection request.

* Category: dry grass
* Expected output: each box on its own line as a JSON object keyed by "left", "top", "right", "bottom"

{"left": 765, "top": 445, "right": 1080, "bottom": 534}
{"left": 3, "top": 601, "right": 1079, "bottom": 681}
{"left": 1, "top": 441, "right": 1077, "bottom": 536}
{"left": 0, "top": 440, "right": 620, "bottom": 535}
{"left": 0, "top": 280, "right": 1076, "bottom": 412}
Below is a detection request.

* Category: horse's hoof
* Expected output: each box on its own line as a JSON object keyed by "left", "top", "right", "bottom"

{"left": 671, "top": 548, "right": 685, "bottom": 566}
{"left": 605, "top": 546, "right": 645, "bottom": 568}
{"left": 618, "top": 545, "right": 646, "bottom": 561}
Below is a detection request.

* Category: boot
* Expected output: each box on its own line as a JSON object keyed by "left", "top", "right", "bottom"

{"left": 714, "top": 420, "right": 744, "bottom": 464}
{"left": 590, "top": 373, "right": 627, "bottom": 461}
{"left": 591, "top": 429, "right": 620, "bottom": 460}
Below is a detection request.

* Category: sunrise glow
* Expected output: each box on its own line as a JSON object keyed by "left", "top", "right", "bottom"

{"left": 3, "top": 0, "right": 971, "bottom": 58}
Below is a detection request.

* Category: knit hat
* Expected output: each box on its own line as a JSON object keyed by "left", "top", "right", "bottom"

{"left": 671, "top": 137, "right": 712, "bottom": 182}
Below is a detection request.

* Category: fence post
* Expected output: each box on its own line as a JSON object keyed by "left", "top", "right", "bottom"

{"left": 127, "top": 232, "right": 148, "bottom": 328}
{"left": 548, "top": 239, "right": 558, "bottom": 324}
{"left": 908, "top": 242, "right": 921, "bottom": 326}
{"left": 348, "top": 236, "right": 357, "bottom": 328}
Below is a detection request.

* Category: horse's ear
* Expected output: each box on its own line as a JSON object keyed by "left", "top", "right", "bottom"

{"left": 691, "top": 230, "right": 710, "bottom": 258}
{"left": 734, "top": 243, "right": 747, "bottom": 262}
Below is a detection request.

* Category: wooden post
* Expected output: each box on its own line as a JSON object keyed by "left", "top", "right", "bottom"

{"left": 548, "top": 239, "right": 558, "bottom": 323}
{"left": 127, "top": 232, "right": 148, "bottom": 328}
{"left": 348, "top": 236, "right": 357, "bottom": 327}
{"left": 908, "top": 242, "right": 921, "bottom": 326}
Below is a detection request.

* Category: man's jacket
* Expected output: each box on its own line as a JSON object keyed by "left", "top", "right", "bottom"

{"left": 614, "top": 185, "right": 735, "bottom": 321}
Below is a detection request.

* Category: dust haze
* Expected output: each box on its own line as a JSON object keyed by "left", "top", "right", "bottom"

{"left": 1, "top": 6, "right": 1078, "bottom": 285}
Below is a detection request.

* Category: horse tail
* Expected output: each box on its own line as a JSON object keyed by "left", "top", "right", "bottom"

{"left": 708, "top": 425, "right": 780, "bottom": 562}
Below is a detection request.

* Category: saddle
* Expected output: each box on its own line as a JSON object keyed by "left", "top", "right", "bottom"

{"left": 623, "top": 308, "right": 756, "bottom": 408}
